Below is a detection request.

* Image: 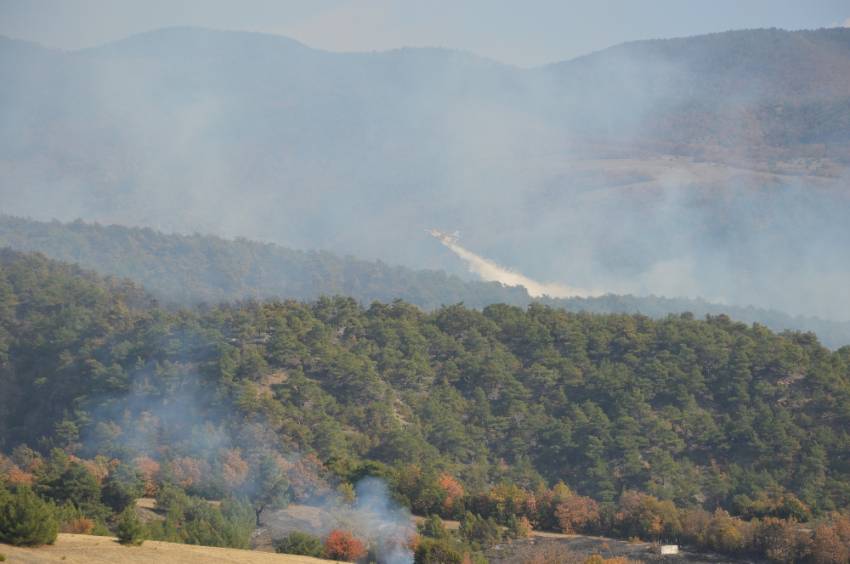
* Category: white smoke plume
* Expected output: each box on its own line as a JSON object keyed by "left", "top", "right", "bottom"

{"left": 350, "top": 478, "right": 415, "bottom": 564}
{"left": 262, "top": 478, "right": 415, "bottom": 563}
{"left": 82, "top": 359, "right": 416, "bottom": 563}
{"left": 429, "top": 229, "right": 602, "bottom": 299}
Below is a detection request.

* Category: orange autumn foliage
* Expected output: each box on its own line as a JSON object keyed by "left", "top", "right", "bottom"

{"left": 169, "top": 456, "right": 208, "bottom": 488}
{"left": 324, "top": 529, "right": 367, "bottom": 562}
{"left": 67, "top": 455, "right": 105, "bottom": 483}
{"left": 61, "top": 517, "right": 95, "bottom": 534}
{"left": 134, "top": 456, "right": 161, "bottom": 496}
{"left": 407, "top": 533, "right": 421, "bottom": 552}
{"left": 286, "top": 453, "right": 331, "bottom": 501}
{"left": 219, "top": 448, "right": 249, "bottom": 489}
{"left": 79, "top": 457, "right": 111, "bottom": 484}
{"left": 6, "top": 466, "right": 34, "bottom": 486}
{"left": 811, "top": 519, "right": 850, "bottom": 564}
{"left": 438, "top": 473, "right": 464, "bottom": 512}
{"left": 556, "top": 495, "right": 601, "bottom": 534}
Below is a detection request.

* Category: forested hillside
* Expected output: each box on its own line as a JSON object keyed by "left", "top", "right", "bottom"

{"left": 0, "top": 215, "right": 528, "bottom": 308}
{"left": 4, "top": 249, "right": 850, "bottom": 560}
{"left": 3, "top": 215, "right": 850, "bottom": 349}
{"left": 3, "top": 249, "right": 850, "bottom": 509}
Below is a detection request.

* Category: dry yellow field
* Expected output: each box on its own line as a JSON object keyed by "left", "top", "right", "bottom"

{"left": 0, "top": 534, "right": 340, "bottom": 563}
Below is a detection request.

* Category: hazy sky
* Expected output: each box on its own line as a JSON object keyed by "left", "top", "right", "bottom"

{"left": 2, "top": 0, "right": 849, "bottom": 66}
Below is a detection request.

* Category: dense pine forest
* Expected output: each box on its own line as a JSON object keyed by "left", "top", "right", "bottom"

{"left": 3, "top": 248, "right": 850, "bottom": 561}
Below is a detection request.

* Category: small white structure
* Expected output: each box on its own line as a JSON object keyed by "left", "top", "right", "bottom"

{"left": 659, "top": 544, "right": 679, "bottom": 555}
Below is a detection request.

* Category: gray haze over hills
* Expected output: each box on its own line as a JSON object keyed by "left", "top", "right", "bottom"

{"left": 1, "top": 26, "right": 850, "bottom": 319}
{"left": 4, "top": 214, "right": 850, "bottom": 349}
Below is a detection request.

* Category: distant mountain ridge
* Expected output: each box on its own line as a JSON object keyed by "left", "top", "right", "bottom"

{"left": 2, "top": 26, "right": 850, "bottom": 320}
{"left": 543, "top": 27, "right": 850, "bottom": 154}
{"left": 4, "top": 25, "right": 848, "bottom": 161}
{"left": 552, "top": 27, "right": 850, "bottom": 98}
{"left": 2, "top": 215, "right": 849, "bottom": 349}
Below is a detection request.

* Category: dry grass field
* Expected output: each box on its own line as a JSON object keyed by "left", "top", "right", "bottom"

{"left": 0, "top": 534, "right": 339, "bottom": 563}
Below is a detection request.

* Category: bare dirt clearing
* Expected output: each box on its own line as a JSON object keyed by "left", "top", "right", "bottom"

{"left": 0, "top": 533, "right": 338, "bottom": 563}
{"left": 485, "top": 536, "right": 756, "bottom": 564}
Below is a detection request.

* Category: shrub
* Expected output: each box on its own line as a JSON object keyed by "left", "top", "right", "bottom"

{"left": 55, "top": 500, "right": 96, "bottom": 534}
{"left": 702, "top": 509, "right": 744, "bottom": 553}
{"left": 613, "top": 491, "right": 680, "bottom": 541}
{"left": 418, "top": 514, "right": 450, "bottom": 539}
{"left": 507, "top": 515, "right": 533, "bottom": 539}
{"left": 167, "top": 457, "right": 207, "bottom": 490}
{"left": 37, "top": 460, "right": 107, "bottom": 520}
{"left": 115, "top": 507, "right": 146, "bottom": 546}
{"left": 149, "top": 487, "right": 253, "bottom": 548}
{"left": 91, "top": 521, "right": 111, "bottom": 536}
{"left": 324, "top": 529, "right": 367, "bottom": 562}
{"left": 274, "top": 531, "right": 324, "bottom": 557}
{"left": 218, "top": 499, "right": 255, "bottom": 549}
{"left": 437, "top": 473, "right": 464, "bottom": 513}
{"left": 6, "top": 467, "right": 34, "bottom": 486}
{"left": 811, "top": 514, "right": 850, "bottom": 564}
{"left": 556, "top": 495, "right": 600, "bottom": 534}
{"left": 0, "top": 486, "right": 58, "bottom": 546}
{"left": 733, "top": 491, "right": 812, "bottom": 522}
{"left": 415, "top": 537, "right": 465, "bottom": 564}
{"left": 101, "top": 463, "right": 144, "bottom": 512}
{"left": 61, "top": 517, "right": 95, "bottom": 534}
{"left": 679, "top": 507, "right": 711, "bottom": 545}
{"left": 459, "top": 512, "right": 502, "bottom": 549}
{"left": 133, "top": 456, "right": 161, "bottom": 497}
{"left": 751, "top": 517, "right": 811, "bottom": 563}
{"left": 337, "top": 482, "right": 356, "bottom": 505}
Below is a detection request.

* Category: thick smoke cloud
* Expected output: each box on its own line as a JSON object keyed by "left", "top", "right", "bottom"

{"left": 1, "top": 27, "right": 850, "bottom": 319}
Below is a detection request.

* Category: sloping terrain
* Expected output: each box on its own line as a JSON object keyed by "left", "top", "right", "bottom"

{"left": 3, "top": 215, "right": 850, "bottom": 348}
{"left": 3, "top": 249, "right": 850, "bottom": 515}
{"left": 544, "top": 28, "right": 850, "bottom": 160}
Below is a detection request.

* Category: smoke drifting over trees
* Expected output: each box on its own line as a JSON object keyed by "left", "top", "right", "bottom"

{"left": 5, "top": 14, "right": 850, "bottom": 564}
{"left": 4, "top": 248, "right": 850, "bottom": 562}
{"left": 5, "top": 214, "right": 850, "bottom": 348}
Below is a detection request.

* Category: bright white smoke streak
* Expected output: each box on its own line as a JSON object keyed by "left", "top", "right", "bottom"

{"left": 429, "top": 229, "right": 602, "bottom": 298}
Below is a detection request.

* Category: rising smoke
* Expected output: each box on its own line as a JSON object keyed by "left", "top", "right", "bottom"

{"left": 263, "top": 478, "right": 415, "bottom": 564}
{"left": 429, "top": 229, "right": 601, "bottom": 298}
{"left": 82, "top": 353, "right": 415, "bottom": 563}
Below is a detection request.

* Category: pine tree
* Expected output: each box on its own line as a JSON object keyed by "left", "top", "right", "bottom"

{"left": 115, "top": 507, "right": 146, "bottom": 546}
{"left": 0, "top": 486, "right": 58, "bottom": 546}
